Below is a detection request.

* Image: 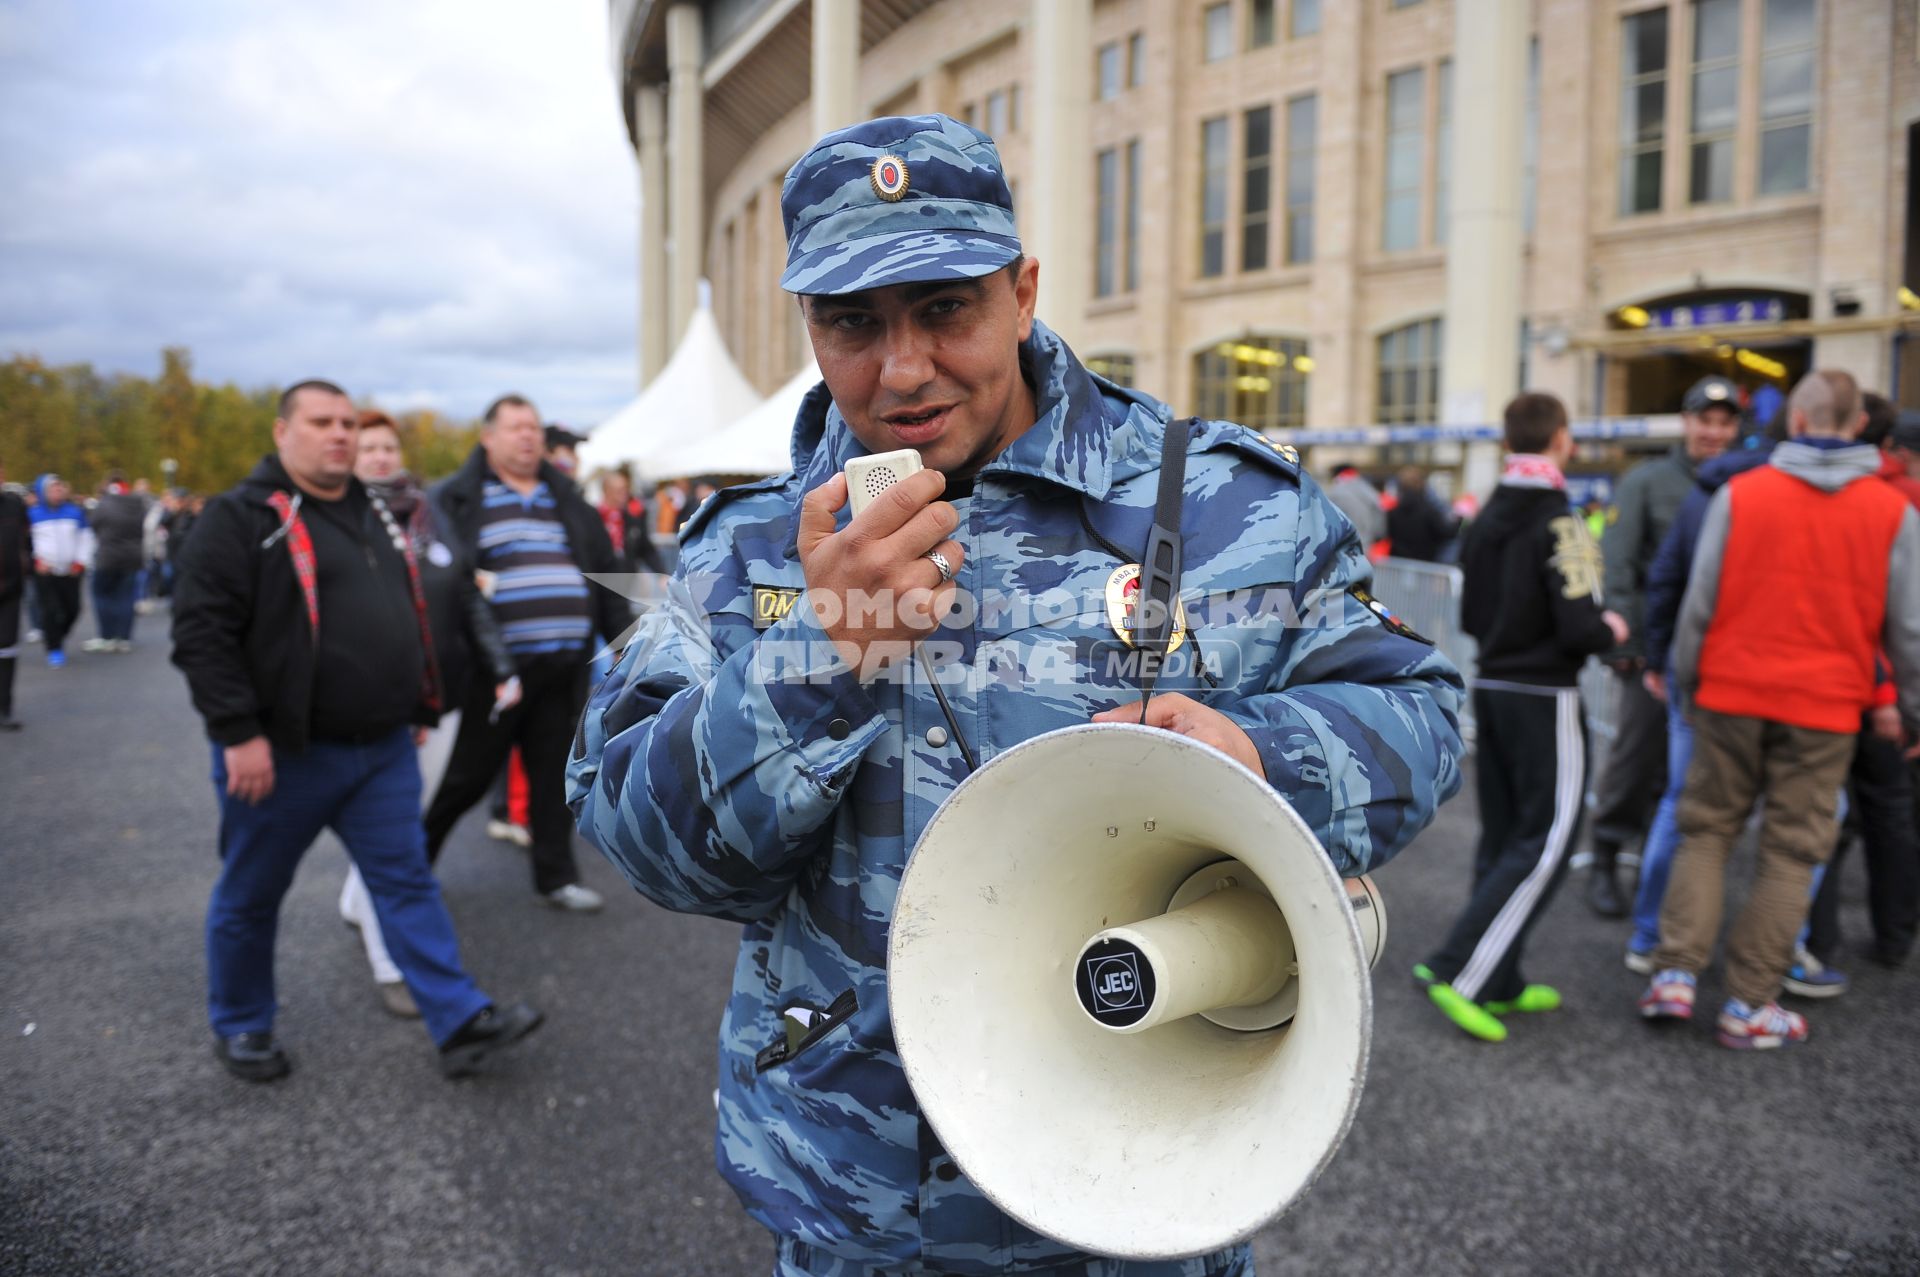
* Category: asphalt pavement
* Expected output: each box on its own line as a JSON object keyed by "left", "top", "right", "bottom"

{"left": 2, "top": 624, "right": 1916, "bottom": 1276}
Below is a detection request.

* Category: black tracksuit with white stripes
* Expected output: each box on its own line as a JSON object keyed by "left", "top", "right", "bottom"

{"left": 1424, "top": 479, "right": 1616, "bottom": 1001}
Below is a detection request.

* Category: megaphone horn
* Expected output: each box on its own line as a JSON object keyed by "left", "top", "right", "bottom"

{"left": 889, "top": 723, "right": 1382, "bottom": 1262}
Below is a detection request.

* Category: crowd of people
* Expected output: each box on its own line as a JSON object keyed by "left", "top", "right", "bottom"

{"left": 0, "top": 384, "right": 694, "bottom": 1073}
{"left": 0, "top": 469, "right": 204, "bottom": 727}
{"left": 1325, "top": 462, "right": 1469, "bottom": 564}
{"left": 1417, "top": 372, "right": 1920, "bottom": 1052}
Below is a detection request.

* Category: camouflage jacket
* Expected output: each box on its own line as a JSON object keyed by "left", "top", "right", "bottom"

{"left": 569, "top": 322, "right": 1464, "bottom": 1274}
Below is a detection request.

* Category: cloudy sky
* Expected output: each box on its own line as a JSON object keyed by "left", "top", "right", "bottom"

{"left": 0, "top": 0, "right": 644, "bottom": 428}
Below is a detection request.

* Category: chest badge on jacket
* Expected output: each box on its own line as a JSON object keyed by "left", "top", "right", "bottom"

{"left": 1104, "top": 564, "right": 1187, "bottom": 651}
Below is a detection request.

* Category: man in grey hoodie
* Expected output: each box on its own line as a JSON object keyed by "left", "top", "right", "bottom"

{"left": 1638, "top": 370, "right": 1920, "bottom": 1051}
{"left": 1584, "top": 377, "right": 1738, "bottom": 917}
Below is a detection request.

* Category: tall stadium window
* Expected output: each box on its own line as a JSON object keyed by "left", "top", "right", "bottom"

{"left": 1204, "top": 3, "right": 1233, "bottom": 62}
{"left": 1200, "top": 115, "right": 1230, "bottom": 277}
{"left": 1129, "top": 32, "right": 1146, "bottom": 86}
{"left": 1243, "top": 105, "right": 1273, "bottom": 271}
{"left": 1096, "top": 147, "right": 1120, "bottom": 298}
{"left": 1291, "top": 0, "right": 1322, "bottom": 37}
{"left": 1434, "top": 59, "right": 1453, "bottom": 244}
{"left": 1125, "top": 138, "right": 1141, "bottom": 291}
{"left": 1286, "top": 93, "right": 1318, "bottom": 264}
{"left": 1689, "top": 0, "right": 1739, "bottom": 204}
{"left": 1251, "top": 0, "right": 1276, "bottom": 48}
{"left": 1194, "top": 336, "right": 1311, "bottom": 431}
{"left": 1759, "top": 0, "right": 1815, "bottom": 195}
{"left": 987, "top": 89, "right": 1008, "bottom": 139}
{"left": 1086, "top": 354, "right": 1136, "bottom": 388}
{"left": 1383, "top": 67, "right": 1426, "bottom": 251}
{"left": 1620, "top": 7, "right": 1668, "bottom": 215}
{"left": 1097, "top": 42, "right": 1123, "bottom": 101}
{"left": 1377, "top": 319, "right": 1443, "bottom": 425}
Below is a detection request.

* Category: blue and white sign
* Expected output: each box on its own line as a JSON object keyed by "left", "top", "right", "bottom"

{"left": 1646, "top": 297, "right": 1788, "bottom": 329}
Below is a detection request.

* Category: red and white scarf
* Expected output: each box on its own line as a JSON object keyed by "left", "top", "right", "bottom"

{"left": 1501, "top": 454, "right": 1566, "bottom": 490}
{"left": 265, "top": 489, "right": 442, "bottom": 714}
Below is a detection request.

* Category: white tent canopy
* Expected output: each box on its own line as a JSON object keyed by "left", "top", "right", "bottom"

{"left": 647, "top": 360, "right": 820, "bottom": 480}
{"left": 577, "top": 300, "right": 761, "bottom": 479}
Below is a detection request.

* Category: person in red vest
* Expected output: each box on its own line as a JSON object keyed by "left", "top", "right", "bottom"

{"left": 1639, "top": 370, "right": 1920, "bottom": 1050}
{"left": 1803, "top": 393, "right": 1920, "bottom": 972}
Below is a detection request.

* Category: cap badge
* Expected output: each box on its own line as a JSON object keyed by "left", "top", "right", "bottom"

{"left": 870, "top": 154, "right": 910, "bottom": 202}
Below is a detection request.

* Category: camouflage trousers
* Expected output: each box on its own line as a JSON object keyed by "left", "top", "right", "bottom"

{"left": 775, "top": 1239, "right": 1255, "bottom": 1276}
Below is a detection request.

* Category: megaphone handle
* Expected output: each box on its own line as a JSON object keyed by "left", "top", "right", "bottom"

{"left": 914, "top": 642, "right": 979, "bottom": 774}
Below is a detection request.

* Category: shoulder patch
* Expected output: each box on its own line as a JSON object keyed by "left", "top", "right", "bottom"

{"left": 678, "top": 472, "right": 796, "bottom": 543}
{"left": 1349, "top": 586, "right": 1433, "bottom": 645}
{"left": 1196, "top": 422, "right": 1302, "bottom": 479}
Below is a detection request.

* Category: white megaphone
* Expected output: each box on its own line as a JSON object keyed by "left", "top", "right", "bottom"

{"left": 888, "top": 722, "right": 1385, "bottom": 1261}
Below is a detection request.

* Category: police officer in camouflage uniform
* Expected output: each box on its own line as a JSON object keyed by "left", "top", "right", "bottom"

{"left": 569, "top": 115, "right": 1465, "bottom": 1277}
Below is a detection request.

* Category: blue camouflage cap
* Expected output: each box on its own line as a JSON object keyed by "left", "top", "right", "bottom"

{"left": 779, "top": 113, "right": 1021, "bottom": 296}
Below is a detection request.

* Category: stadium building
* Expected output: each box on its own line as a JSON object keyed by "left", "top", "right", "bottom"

{"left": 609, "top": 0, "right": 1920, "bottom": 485}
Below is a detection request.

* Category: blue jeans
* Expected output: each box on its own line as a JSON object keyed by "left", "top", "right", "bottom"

{"left": 206, "top": 729, "right": 492, "bottom": 1045}
{"left": 1630, "top": 685, "right": 1694, "bottom": 954}
{"left": 91, "top": 568, "right": 138, "bottom": 641}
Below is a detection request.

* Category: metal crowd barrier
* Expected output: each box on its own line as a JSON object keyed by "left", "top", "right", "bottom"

{"left": 1367, "top": 557, "right": 1619, "bottom": 755}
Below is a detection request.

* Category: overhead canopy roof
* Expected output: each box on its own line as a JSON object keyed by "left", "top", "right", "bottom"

{"left": 647, "top": 359, "right": 821, "bottom": 479}
{"left": 577, "top": 302, "right": 762, "bottom": 479}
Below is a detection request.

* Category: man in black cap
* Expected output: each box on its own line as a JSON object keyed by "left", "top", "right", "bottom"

{"left": 1585, "top": 376, "right": 1739, "bottom": 916}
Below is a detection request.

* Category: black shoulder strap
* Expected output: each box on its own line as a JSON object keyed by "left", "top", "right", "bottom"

{"left": 1132, "top": 418, "right": 1192, "bottom": 712}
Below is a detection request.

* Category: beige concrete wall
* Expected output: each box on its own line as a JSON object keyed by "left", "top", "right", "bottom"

{"left": 672, "top": 0, "right": 1909, "bottom": 425}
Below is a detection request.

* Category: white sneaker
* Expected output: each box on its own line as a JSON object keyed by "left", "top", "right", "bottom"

{"left": 24, "top": 629, "right": 42, "bottom": 645}
{"left": 543, "top": 883, "right": 605, "bottom": 913}
{"left": 112, "top": 639, "right": 132, "bottom": 653}
{"left": 486, "top": 818, "right": 532, "bottom": 847}
{"left": 82, "top": 638, "right": 110, "bottom": 652}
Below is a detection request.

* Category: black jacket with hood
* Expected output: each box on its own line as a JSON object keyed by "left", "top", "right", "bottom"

{"left": 431, "top": 446, "right": 628, "bottom": 657}
{"left": 171, "top": 455, "right": 441, "bottom": 752}
{"left": 1459, "top": 480, "right": 1617, "bottom": 688}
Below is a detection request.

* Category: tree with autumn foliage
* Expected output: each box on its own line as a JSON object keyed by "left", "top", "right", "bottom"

{"left": 0, "top": 350, "right": 482, "bottom": 493}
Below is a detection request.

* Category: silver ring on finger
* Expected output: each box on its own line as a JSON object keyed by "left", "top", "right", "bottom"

{"left": 925, "top": 549, "right": 954, "bottom": 584}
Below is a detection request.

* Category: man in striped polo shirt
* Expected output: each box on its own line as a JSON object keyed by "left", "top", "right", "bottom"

{"left": 424, "top": 394, "right": 627, "bottom": 911}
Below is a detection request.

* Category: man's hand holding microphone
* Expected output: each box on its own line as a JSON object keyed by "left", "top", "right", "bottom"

{"left": 796, "top": 469, "right": 963, "bottom": 681}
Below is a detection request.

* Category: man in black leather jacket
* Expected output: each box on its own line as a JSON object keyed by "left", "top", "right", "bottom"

{"left": 171, "top": 380, "right": 542, "bottom": 1081}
